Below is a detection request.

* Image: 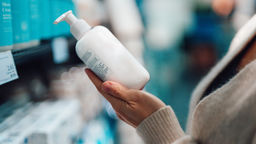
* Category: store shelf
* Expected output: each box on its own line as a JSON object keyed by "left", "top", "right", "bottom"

{"left": 12, "top": 42, "right": 51, "bottom": 65}
{"left": 0, "top": 37, "right": 77, "bottom": 87}
{"left": 12, "top": 37, "right": 76, "bottom": 65}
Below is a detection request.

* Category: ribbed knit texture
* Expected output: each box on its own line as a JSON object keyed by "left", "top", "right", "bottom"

{"left": 136, "top": 106, "right": 185, "bottom": 144}
{"left": 136, "top": 60, "right": 256, "bottom": 144}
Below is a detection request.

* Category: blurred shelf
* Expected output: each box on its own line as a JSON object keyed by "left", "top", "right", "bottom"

{"left": 12, "top": 42, "right": 52, "bottom": 65}
{"left": 0, "top": 37, "right": 77, "bottom": 88}
{"left": 12, "top": 37, "right": 76, "bottom": 65}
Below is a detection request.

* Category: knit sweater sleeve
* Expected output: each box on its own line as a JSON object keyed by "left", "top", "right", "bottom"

{"left": 136, "top": 106, "right": 186, "bottom": 144}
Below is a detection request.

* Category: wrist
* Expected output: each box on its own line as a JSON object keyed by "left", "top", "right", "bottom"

{"left": 136, "top": 106, "right": 185, "bottom": 144}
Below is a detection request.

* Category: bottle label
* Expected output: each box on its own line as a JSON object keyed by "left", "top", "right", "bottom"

{"left": 82, "top": 50, "right": 109, "bottom": 80}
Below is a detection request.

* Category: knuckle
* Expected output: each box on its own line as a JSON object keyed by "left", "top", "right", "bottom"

{"left": 129, "top": 90, "right": 143, "bottom": 102}
{"left": 113, "top": 87, "right": 122, "bottom": 96}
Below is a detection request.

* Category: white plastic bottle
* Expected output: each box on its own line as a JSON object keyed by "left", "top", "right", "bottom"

{"left": 54, "top": 11, "right": 150, "bottom": 89}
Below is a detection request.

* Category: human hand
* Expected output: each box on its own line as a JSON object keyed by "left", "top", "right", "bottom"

{"left": 85, "top": 69, "right": 166, "bottom": 127}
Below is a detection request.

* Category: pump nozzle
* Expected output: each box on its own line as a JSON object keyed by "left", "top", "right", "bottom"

{"left": 54, "top": 10, "right": 73, "bottom": 24}
{"left": 54, "top": 10, "right": 91, "bottom": 40}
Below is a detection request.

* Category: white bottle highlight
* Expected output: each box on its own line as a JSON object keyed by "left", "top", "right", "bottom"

{"left": 54, "top": 11, "right": 150, "bottom": 89}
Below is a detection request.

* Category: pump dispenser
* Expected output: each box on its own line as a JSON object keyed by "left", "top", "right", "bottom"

{"left": 54, "top": 11, "right": 150, "bottom": 89}
{"left": 54, "top": 10, "right": 91, "bottom": 40}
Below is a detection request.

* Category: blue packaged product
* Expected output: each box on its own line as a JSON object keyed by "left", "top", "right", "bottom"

{"left": 63, "top": 0, "right": 76, "bottom": 35}
{"left": 11, "top": 0, "right": 30, "bottom": 46}
{"left": 39, "top": 0, "right": 51, "bottom": 39}
{"left": 50, "top": 0, "right": 67, "bottom": 37}
{"left": 29, "top": 0, "right": 40, "bottom": 41}
{"left": 62, "top": 0, "right": 70, "bottom": 35}
{"left": 0, "top": 0, "right": 13, "bottom": 51}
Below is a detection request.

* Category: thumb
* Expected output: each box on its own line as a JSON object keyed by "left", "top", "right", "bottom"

{"left": 102, "top": 81, "right": 130, "bottom": 102}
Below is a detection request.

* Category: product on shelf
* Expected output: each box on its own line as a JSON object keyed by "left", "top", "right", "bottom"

{"left": 50, "top": 0, "right": 76, "bottom": 37}
{"left": 11, "top": 0, "right": 31, "bottom": 49}
{"left": 0, "top": 103, "right": 32, "bottom": 133}
{"left": 0, "top": 99, "right": 83, "bottom": 144}
{"left": 38, "top": 0, "right": 51, "bottom": 39}
{"left": 29, "top": 0, "right": 40, "bottom": 47}
{"left": 27, "top": 99, "right": 83, "bottom": 144}
{"left": 7, "top": 0, "right": 76, "bottom": 51}
{"left": 0, "top": 0, "right": 13, "bottom": 51}
{"left": 0, "top": 103, "right": 41, "bottom": 143}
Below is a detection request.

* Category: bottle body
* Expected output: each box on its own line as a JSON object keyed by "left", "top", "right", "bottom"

{"left": 76, "top": 26, "right": 150, "bottom": 89}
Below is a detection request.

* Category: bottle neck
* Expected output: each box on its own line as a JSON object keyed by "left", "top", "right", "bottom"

{"left": 71, "top": 20, "right": 91, "bottom": 40}
{"left": 66, "top": 14, "right": 77, "bottom": 25}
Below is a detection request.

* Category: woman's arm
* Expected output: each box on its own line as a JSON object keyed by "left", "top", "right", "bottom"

{"left": 85, "top": 69, "right": 186, "bottom": 143}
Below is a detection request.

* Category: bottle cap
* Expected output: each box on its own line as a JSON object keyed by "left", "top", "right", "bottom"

{"left": 54, "top": 10, "right": 91, "bottom": 40}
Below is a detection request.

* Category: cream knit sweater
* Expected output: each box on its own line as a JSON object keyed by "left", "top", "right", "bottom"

{"left": 137, "top": 60, "right": 256, "bottom": 144}
{"left": 136, "top": 15, "right": 256, "bottom": 144}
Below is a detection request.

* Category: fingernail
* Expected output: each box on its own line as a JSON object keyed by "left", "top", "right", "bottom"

{"left": 85, "top": 68, "right": 89, "bottom": 73}
{"left": 102, "top": 82, "right": 112, "bottom": 93}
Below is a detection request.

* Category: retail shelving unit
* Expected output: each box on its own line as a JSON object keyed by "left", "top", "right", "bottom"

{"left": 12, "top": 37, "right": 76, "bottom": 65}
{"left": 0, "top": 37, "right": 79, "bottom": 101}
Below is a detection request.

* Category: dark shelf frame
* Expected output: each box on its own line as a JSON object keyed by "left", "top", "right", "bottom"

{"left": 12, "top": 37, "right": 76, "bottom": 65}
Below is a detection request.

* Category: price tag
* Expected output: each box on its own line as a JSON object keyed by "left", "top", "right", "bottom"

{"left": 0, "top": 51, "right": 18, "bottom": 85}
